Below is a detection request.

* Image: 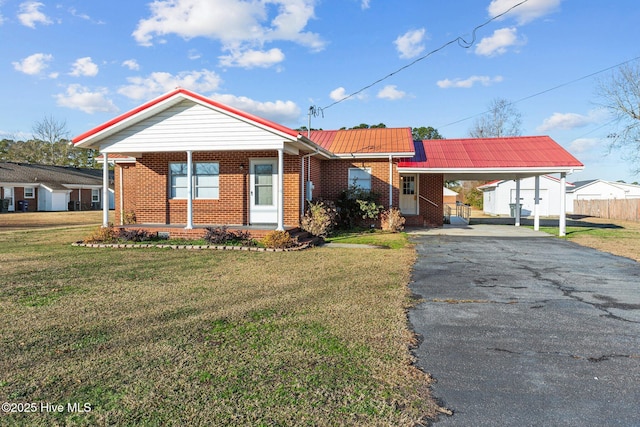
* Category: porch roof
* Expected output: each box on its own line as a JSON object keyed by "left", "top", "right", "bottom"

{"left": 398, "top": 136, "right": 584, "bottom": 180}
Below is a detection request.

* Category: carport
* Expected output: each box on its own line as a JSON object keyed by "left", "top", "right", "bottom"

{"left": 398, "top": 136, "right": 584, "bottom": 236}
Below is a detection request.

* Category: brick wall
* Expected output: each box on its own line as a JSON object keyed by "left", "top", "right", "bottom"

{"left": 318, "top": 158, "right": 399, "bottom": 208}
{"left": 418, "top": 174, "right": 444, "bottom": 227}
{"left": 119, "top": 151, "right": 301, "bottom": 227}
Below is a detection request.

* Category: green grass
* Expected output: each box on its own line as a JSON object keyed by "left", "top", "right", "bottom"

{"left": 0, "top": 225, "right": 436, "bottom": 426}
{"left": 325, "top": 230, "right": 410, "bottom": 249}
{"left": 534, "top": 225, "right": 630, "bottom": 239}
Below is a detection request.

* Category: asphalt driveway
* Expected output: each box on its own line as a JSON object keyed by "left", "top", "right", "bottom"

{"left": 408, "top": 228, "right": 640, "bottom": 426}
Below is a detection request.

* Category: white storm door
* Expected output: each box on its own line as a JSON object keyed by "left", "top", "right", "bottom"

{"left": 399, "top": 174, "right": 417, "bottom": 215}
{"left": 4, "top": 187, "right": 14, "bottom": 212}
{"left": 249, "top": 159, "right": 278, "bottom": 224}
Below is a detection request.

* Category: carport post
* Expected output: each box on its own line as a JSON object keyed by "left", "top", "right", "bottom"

{"left": 534, "top": 175, "right": 540, "bottom": 231}
{"left": 559, "top": 173, "right": 567, "bottom": 236}
{"left": 515, "top": 178, "right": 521, "bottom": 227}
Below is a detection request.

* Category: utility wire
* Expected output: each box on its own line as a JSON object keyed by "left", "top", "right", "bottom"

{"left": 438, "top": 55, "right": 640, "bottom": 129}
{"left": 311, "top": 0, "right": 530, "bottom": 116}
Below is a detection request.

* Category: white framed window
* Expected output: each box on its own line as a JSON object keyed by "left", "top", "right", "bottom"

{"left": 169, "top": 162, "right": 219, "bottom": 199}
{"left": 91, "top": 189, "right": 100, "bottom": 203}
{"left": 24, "top": 187, "right": 35, "bottom": 199}
{"left": 348, "top": 167, "right": 372, "bottom": 191}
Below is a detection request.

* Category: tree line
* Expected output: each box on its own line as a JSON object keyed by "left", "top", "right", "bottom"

{"left": 1, "top": 116, "right": 98, "bottom": 168}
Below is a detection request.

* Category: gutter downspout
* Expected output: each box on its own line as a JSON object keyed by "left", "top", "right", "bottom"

{"left": 300, "top": 150, "right": 319, "bottom": 217}
{"left": 388, "top": 155, "right": 393, "bottom": 208}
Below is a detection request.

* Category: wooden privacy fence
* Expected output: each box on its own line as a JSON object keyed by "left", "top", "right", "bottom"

{"left": 574, "top": 199, "right": 640, "bottom": 222}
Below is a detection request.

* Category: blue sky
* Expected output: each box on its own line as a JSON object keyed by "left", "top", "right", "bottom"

{"left": 1, "top": 0, "right": 639, "bottom": 182}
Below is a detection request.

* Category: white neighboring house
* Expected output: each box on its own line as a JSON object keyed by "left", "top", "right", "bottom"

{"left": 567, "top": 180, "right": 640, "bottom": 207}
{"left": 479, "top": 175, "right": 575, "bottom": 217}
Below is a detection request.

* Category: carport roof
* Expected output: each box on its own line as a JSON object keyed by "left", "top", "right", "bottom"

{"left": 398, "top": 136, "right": 584, "bottom": 180}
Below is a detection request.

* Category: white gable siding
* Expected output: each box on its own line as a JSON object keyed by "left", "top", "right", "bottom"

{"left": 100, "top": 100, "right": 292, "bottom": 153}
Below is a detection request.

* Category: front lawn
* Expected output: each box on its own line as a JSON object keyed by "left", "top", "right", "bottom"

{"left": 0, "top": 224, "right": 436, "bottom": 425}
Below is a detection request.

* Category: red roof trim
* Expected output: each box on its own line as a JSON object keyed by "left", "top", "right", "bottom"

{"left": 73, "top": 88, "right": 299, "bottom": 144}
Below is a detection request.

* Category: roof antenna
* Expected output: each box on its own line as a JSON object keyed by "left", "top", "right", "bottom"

{"left": 308, "top": 106, "right": 324, "bottom": 137}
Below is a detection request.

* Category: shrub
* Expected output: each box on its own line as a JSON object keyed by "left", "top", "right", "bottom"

{"left": 123, "top": 211, "right": 137, "bottom": 225}
{"left": 262, "top": 230, "right": 296, "bottom": 249}
{"left": 204, "top": 226, "right": 255, "bottom": 246}
{"left": 301, "top": 200, "right": 337, "bottom": 237}
{"left": 336, "top": 185, "right": 383, "bottom": 228}
{"left": 83, "top": 224, "right": 117, "bottom": 244}
{"left": 118, "top": 229, "right": 154, "bottom": 242}
{"left": 381, "top": 208, "right": 406, "bottom": 233}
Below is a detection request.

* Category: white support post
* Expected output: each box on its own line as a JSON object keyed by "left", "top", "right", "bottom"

{"left": 515, "top": 178, "right": 521, "bottom": 227}
{"left": 186, "top": 150, "right": 193, "bottom": 230}
{"left": 102, "top": 153, "right": 109, "bottom": 227}
{"left": 559, "top": 172, "right": 567, "bottom": 237}
{"left": 534, "top": 175, "right": 540, "bottom": 231}
{"left": 277, "top": 148, "right": 285, "bottom": 231}
{"left": 388, "top": 155, "right": 393, "bottom": 208}
{"left": 119, "top": 166, "right": 124, "bottom": 226}
{"left": 301, "top": 156, "right": 306, "bottom": 218}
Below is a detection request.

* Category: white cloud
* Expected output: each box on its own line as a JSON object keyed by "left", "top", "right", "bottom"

{"left": 187, "top": 49, "right": 202, "bottom": 60}
{"left": 437, "top": 75, "right": 504, "bottom": 89}
{"left": 377, "top": 85, "right": 407, "bottom": 100}
{"left": 70, "top": 57, "right": 99, "bottom": 77}
{"left": 569, "top": 138, "right": 600, "bottom": 154}
{"left": 12, "top": 52, "right": 53, "bottom": 75}
{"left": 122, "top": 59, "right": 140, "bottom": 71}
{"left": 118, "top": 69, "right": 223, "bottom": 100}
{"left": 211, "top": 93, "right": 300, "bottom": 124}
{"left": 18, "top": 1, "right": 52, "bottom": 28}
{"left": 132, "top": 0, "right": 324, "bottom": 68}
{"left": 537, "top": 110, "right": 607, "bottom": 132}
{"left": 361, "top": 0, "right": 371, "bottom": 9}
{"left": 54, "top": 84, "right": 118, "bottom": 114}
{"left": 475, "top": 27, "right": 523, "bottom": 56}
{"left": 219, "top": 48, "right": 285, "bottom": 68}
{"left": 394, "top": 28, "right": 426, "bottom": 59}
{"left": 488, "top": 0, "right": 562, "bottom": 25}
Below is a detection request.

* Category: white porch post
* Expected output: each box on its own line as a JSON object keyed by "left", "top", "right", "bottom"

{"left": 559, "top": 172, "right": 567, "bottom": 237}
{"left": 185, "top": 150, "right": 193, "bottom": 230}
{"left": 534, "top": 175, "right": 540, "bottom": 231}
{"left": 301, "top": 156, "right": 306, "bottom": 217}
{"left": 277, "top": 148, "right": 284, "bottom": 231}
{"left": 388, "top": 155, "right": 393, "bottom": 208}
{"left": 515, "top": 178, "right": 521, "bottom": 227}
{"left": 102, "top": 153, "right": 109, "bottom": 227}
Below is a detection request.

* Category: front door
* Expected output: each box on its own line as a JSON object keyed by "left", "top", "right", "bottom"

{"left": 249, "top": 159, "right": 278, "bottom": 224}
{"left": 4, "top": 187, "right": 14, "bottom": 212}
{"left": 399, "top": 174, "right": 417, "bottom": 215}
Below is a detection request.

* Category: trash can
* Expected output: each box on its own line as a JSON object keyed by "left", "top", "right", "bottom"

{"left": 68, "top": 201, "right": 81, "bottom": 211}
{"left": 0, "top": 199, "right": 9, "bottom": 213}
{"left": 509, "top": 203, "right": 522, "bottom": 218}
{"left": 18, "top": 200, "right": 29, "bottom": 212}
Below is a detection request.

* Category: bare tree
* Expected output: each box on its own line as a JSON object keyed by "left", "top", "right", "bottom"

{"left": 596, "top": 62, "right": 640, "bottom": 174}
{"left": 469, "top": 98, "right": 522, "bottom": 138}
{"left": 32, "top": 115, "right": 70, "bottom": 165}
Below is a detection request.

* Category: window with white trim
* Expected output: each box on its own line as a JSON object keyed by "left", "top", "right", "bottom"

{"left": 169, "top": 162, "right": 220, "bottom": 199}
{"left": 348, "top": 168, "right": 372, "bottom": 191}
{"left": 24, "top": 187, "right": 35, "bottom": 198}
{"left": 91, "top": 189, "right": 100, "bottom": 203}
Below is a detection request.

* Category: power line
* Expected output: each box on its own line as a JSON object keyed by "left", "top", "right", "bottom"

{"left": 439, "top": 56, "right": 640, "bottom": 130}
{"left": 311, "top": 0, "right": 530, "bottom": 115}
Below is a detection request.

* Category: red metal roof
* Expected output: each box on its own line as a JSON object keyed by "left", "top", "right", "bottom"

{"left": 398, "top": 136, "right": 584, "bottom": 170}
{"left": 309, "top": 128, "right": 414, "bottom": 155}
{"left": 72, "top": 88, "right": 300, "bottom": 144}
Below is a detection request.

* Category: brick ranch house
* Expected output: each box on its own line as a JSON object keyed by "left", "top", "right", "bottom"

{"left": 72, "top": 88, "right": 584, "bottom": 238}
